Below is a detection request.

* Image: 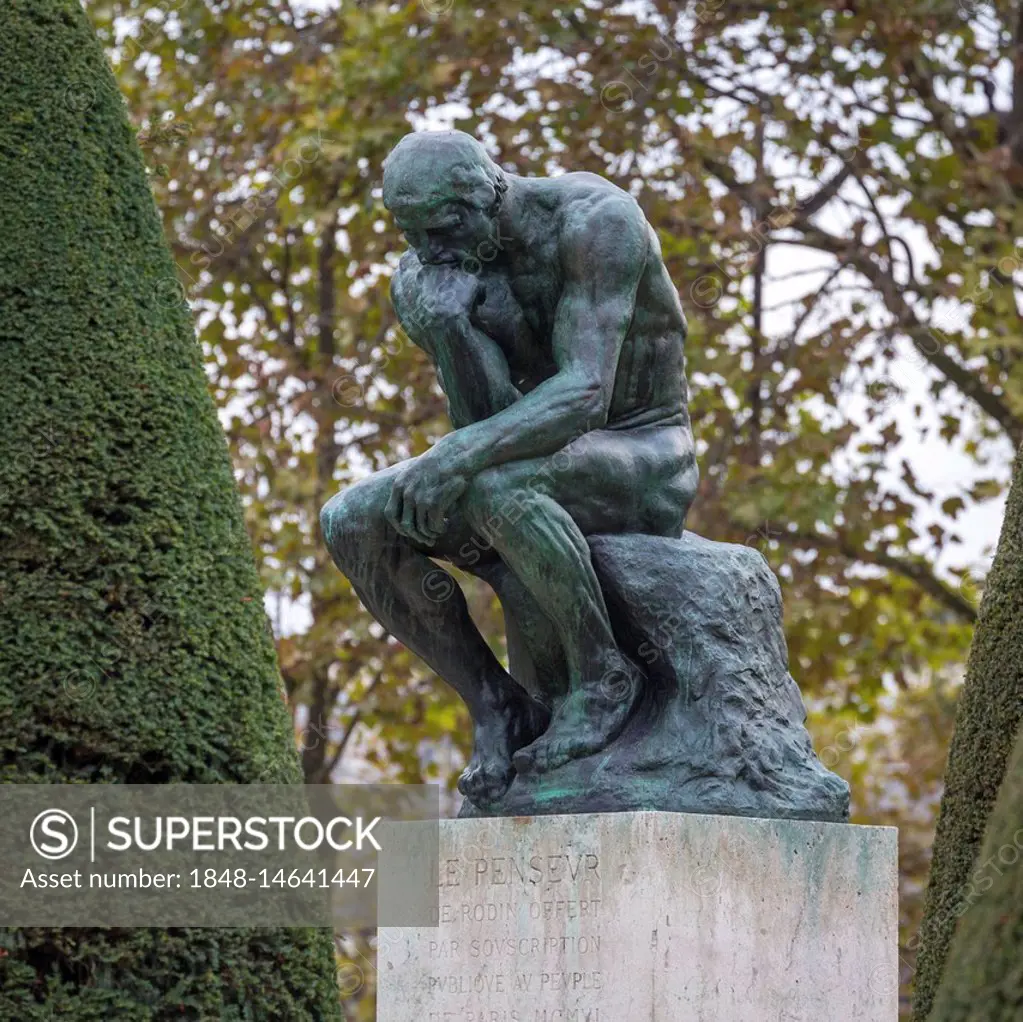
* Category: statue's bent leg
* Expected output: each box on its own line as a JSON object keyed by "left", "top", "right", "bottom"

{"left": 461, "top": 423, "right": 698, "bottom": 775}
{"left": 320, "top": 466, "right": 548, "bottom": 804}
{"left": 471, "top": 561, "right": 568, "bottom": 705}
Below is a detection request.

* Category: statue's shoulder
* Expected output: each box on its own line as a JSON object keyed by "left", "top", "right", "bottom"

{"left": 549, "top": 175, "right": 649, "bottom": 268}
{"left": 546, "top": 173, "right": 645, "bottom": 230}
{"left": 553, "top": 170, "right": 635, "bottom": 198}
{"left": 548, "top": 172, "right": 640, "bottom": 210}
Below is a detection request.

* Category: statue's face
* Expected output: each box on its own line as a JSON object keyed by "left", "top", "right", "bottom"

{"left": 392, "top": 199, "right": 497, "bottom": 268}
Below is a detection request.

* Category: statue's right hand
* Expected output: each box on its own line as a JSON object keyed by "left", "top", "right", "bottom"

{"left": 412, "top": 262, "right": 484, "bottom": 328}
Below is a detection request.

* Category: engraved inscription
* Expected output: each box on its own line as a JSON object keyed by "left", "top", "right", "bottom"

{"left": 424, "top": 971, "right": 604, "bottom": 995}
{"left": 425, "top": 1009, "right": 603, "bottom": 1021}
{"left": 440, "top": 853, "right": 601, "bottom": 888}
{"left": 429, "top": 936, "right": 602, "bottom": 960}
{"left": 420, "top": 847, "right": 611, "bottom": 1022}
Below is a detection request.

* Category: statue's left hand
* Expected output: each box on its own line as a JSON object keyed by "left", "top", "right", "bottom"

{"left": 385, "top": 450, "right": 468, "bottom": 547}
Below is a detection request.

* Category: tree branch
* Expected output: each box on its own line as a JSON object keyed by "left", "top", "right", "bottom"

{"left": 319, "top": 676, "right": 384, "bottom": 782}
{"left": 777, "top": 526, "right": 979, "bottom": 623}
{"left": 794, "top": 161, "right": 856, "bottom": 222}
{"left": 787, "top": 228, "right": 1023, "bottom": 444}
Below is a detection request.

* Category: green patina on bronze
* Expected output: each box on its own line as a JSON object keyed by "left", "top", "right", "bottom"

{"left": 322, "top": 130, "right": 848, "bottom": 822}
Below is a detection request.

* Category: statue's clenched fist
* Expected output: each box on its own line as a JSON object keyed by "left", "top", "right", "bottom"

{"left": 399, "top": 258, "right": 484, "bottom": 334}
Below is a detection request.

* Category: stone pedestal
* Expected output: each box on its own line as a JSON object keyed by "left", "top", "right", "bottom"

{"left": 377, "top": 811, "right": 898, "bottom": 1022}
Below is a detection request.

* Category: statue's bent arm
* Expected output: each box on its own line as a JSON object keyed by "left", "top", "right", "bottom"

{"left": 433, "top": 196, "right": 649, "bottom": 478}
{"left": 390, "top": 255, "right": 521, "bottom": 430}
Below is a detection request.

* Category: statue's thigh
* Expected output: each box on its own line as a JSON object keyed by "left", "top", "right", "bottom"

{"left": 528, "top": 426, "right": 694, "bottom": 537}
{"left": 325, "top": 458, "right": 485, "bottom": 566}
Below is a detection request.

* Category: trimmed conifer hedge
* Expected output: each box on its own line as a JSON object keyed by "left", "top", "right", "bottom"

{"left": 912, "top": 445, "right": 1023, "bottom": 1021}
{"left": 0, "top": 2, "right": 342, "bottom": 1017}
{"left": 928, "top": 710, "right": 1023, "bottom": 1020}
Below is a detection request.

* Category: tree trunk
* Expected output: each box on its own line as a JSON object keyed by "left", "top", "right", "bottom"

{"left": 0, "top": 2, "right": 341, "bottom": 1017}
{"left": 912, "top": 442, "right": 1023, "bottom": 1021}
{"left": 927, "top": 715, "right": 1023, "bottom": 1020}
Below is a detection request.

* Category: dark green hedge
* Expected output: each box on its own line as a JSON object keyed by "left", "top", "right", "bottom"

{"left": 912, "top": 444, "right": 1023, "bottom": 1021}
{"left": 928, "top": 713, "right": 1023, "bottom": 1020}
{"left": 0, "top": 2, "right": 341, "bottom": 1017}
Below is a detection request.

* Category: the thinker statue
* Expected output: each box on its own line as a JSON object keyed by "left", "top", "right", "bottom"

{"left": 322, "top": 130, "right": 849, "bottom": 823}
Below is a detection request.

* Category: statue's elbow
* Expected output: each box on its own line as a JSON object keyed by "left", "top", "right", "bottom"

{"left": 574, "top": 378, "right": 611, "bottom": 431}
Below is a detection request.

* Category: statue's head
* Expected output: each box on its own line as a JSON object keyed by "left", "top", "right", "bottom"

{"left": 382, "top": 130, "right": 508, "bottom": 267}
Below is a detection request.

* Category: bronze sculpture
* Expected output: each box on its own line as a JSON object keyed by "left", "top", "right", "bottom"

{"left": 322, "top": 131, "right": 849, "bottom": 822}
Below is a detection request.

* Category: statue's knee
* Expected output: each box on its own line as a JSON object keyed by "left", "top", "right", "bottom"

{"left": 319, "top": 492, "right": 350, "bottom": 561}
{"left": 653, "top": 457, "right": 699, "bottom": 536}
{"left": 320, "top": 484, "right": 385, "bottom": 565}
{"left": 679, "top": 457, "right": 699, "bottom": 515}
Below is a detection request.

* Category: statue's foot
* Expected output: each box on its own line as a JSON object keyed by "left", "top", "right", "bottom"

{"left": 458, "top": 692, "right": 550, "bottom": 806}
{"left": 512, "top": 653, "right": 643, "bottom": 775}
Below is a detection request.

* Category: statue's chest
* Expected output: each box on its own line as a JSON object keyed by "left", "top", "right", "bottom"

{"left": 507, "top": 274, "right": 558, "bottom": 339}
{"left": 472, "top": 271, "right": 558, "bottom": 387}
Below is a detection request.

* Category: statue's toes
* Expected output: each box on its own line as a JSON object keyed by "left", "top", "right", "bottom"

{"left": 521, "top": 698, "right": 552, "bottom": 745}
{"left": 456, "top": 763, "right": 486, "bottom": 801}
{"left": 511, "top": 744, "right": 536, "bottom": 776}
{"left": 513, "top": 736, "right": 561, "bottom": 776}
{"left": 458, "top": 756, "right": 513, "bottom": 805}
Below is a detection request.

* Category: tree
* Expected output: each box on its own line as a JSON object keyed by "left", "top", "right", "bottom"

{"left": 82, "top": 0, "right": 1019, "bottom": 791}
{"left": 911, "top": 442, "right": 1023, "bottom": 1021}
{"left": 81, "top": 8, "right": 1023, "bottom": 1011}
{"left": 927, "top": 710, "right": 1023, "bottom": 1020}
{"left": 0, "top": 2, "right": 341, "bottom": 1018}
